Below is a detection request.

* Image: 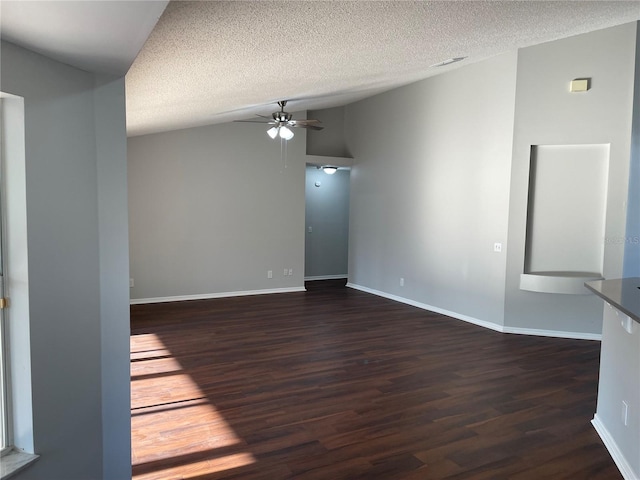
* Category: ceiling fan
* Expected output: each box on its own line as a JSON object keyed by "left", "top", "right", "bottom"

{"left": 235, "top": 100, "right": 324, "bottom": 140}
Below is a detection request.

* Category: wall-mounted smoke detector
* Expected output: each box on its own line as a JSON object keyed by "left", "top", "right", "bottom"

{"left": 430, "top": 57, "right": 467, "bottom": 68}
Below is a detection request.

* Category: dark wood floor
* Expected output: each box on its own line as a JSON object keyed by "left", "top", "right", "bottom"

{"left": 131, "top": 280, "right": 620, "bottom": 479}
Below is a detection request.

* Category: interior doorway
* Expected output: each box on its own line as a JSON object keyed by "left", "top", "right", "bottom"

{"left": 304, "top": 165, "right": 350, "bottom": 281}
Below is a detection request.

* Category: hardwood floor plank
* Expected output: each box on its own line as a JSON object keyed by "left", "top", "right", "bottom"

{"left": 131, "top": 280, "right": 621, "bottom": 479}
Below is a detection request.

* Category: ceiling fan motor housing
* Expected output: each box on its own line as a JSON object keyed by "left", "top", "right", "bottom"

{"left": 273, "top": 111, "right": 292, "bottom": 123}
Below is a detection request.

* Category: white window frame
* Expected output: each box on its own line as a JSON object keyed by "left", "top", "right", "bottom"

{"left": 0, "top": 98, "right": 9, "bottom": 452}
{"left": 0, "top": 93, "right": 38, "bottom": 479}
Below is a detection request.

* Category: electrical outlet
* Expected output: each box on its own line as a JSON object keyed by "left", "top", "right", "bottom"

{"left": 289, "top": 268, "right": 293, "bottom": 276}
{"left": 400, "top": 277, "right": 405, "bottom": 287}
{"left": 284, "top": 268, "right": 288, "bottom": 276}
{"left": 129, "top": 278, "right": 134, "bottom": 288}
{"left": 622, "top": 400, "right": 629, "bottom": 426}
{"left": 267, "top": 270, "right": 273, "bottom": 279}
{"left": 494, "top": 242, "right": 502, "bottom": 253}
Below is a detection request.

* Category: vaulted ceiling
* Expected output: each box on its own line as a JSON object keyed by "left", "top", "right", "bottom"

{"left": 2, "top": 1, "right": 640, "bottom": 137}
{"left": 0, "top": 1, "right": 168, "bottom": 77}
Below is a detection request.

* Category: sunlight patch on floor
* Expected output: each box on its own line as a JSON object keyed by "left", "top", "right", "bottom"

{"left": 135, "top": 452, "right": 257, "bottom": 480}
{"left": 131, "top": 332, "right": 172, "bottom": 360}
{"left": 131, "top": 333, "right": 256, "bottom": 479}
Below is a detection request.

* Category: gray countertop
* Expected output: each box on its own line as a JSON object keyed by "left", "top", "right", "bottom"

{"left": 585, "top": 277, "right": 640, "bottom": 323}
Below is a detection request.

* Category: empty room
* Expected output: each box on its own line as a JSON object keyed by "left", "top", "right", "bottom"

{"left": 1, "top": 1, "right": 639, "bottom": 479}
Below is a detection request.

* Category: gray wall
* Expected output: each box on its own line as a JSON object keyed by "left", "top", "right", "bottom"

{"left": 306, "top": 106, "right": 350, "bottom": 158}
{"left": 1, "top": 41, "right": 130, "bottom": 479}
{"left": 504, "top": 23, "right": 637, "bottom": 334}
{"left": 94, "top": 75, "right": 131, "bottom": 480}
{"left": 344, "top": 52, "right": 518, "bottom": 327}
{"left": 343, "top": 23, "right": 637, "bottom": 337}
{"left": 305, "top": 166, "right": 350, "bottom": 279}
{"left": 624, "top": 27, "right": 640, "bottom": 278}
{"left": 128, "top": 122, "right": 306, "bottom": 301}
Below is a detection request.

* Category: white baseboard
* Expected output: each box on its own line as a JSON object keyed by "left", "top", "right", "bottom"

{"left": 304, "top": 275, "right": 348, "bottom": 281}
{"left": 130, "top": 286, "right": 306, "bottom": 305}
{"left": 592, "top": 415, "right": 639, "bottom": 480}
{"left": 502, "top": 325, "right": 601, "bottom": 341}
{"left": 347, "top": 282, "right": 503, "bottom": 332}
{"left": 346, "top": 283, "right": 602, "bottom": 341}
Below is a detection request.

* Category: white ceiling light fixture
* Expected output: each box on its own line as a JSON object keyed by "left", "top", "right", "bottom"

{"left": 278, "top": 125, "right": 294, "bottom": 140}
{"left": 321, "top": 166, "right": 338, "bottom": 175}
{"left": 266, "top": 124, "right": 294, "bottom": 140}
{"left": 267, "top": 126, "right": 279, "bottom": 139}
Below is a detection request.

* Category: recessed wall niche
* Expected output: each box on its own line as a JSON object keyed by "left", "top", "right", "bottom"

{"left": 520, "top": 144, "right": 609, "bottom": 294}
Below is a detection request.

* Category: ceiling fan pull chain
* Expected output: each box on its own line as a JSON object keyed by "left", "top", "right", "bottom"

{"left": 280, "top": 136, "right": 284, "bottom": 171}
{"left": 280, "top": 136, "right": 288, "bottom": 170}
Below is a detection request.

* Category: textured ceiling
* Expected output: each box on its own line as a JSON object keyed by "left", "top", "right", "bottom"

{"left": 2, "top": 1, "right": 639, "bottom": 136}
{"left": 126, "top": 0, "right": 640, "bottom": 137}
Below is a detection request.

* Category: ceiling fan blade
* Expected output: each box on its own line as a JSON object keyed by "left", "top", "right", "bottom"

{"left": 290, "top": 124, "right": 324, "bottom": 131}
{"left": 256, "top": 114, "right": 273, "bottom": 120}
{"left": 289, "top": 119, "right": 322, "bottom": 126}
{"left": 234, "top": 120, "right": 275, "bottom": 124}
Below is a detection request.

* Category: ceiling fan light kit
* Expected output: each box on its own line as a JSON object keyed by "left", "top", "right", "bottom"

{"left": 278, "top": 125, "right": 294, "bottom": 140}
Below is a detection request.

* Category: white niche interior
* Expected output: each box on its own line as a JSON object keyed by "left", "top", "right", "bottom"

{"left": 520, "top": 144, "right": 609, "bottom": 294}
